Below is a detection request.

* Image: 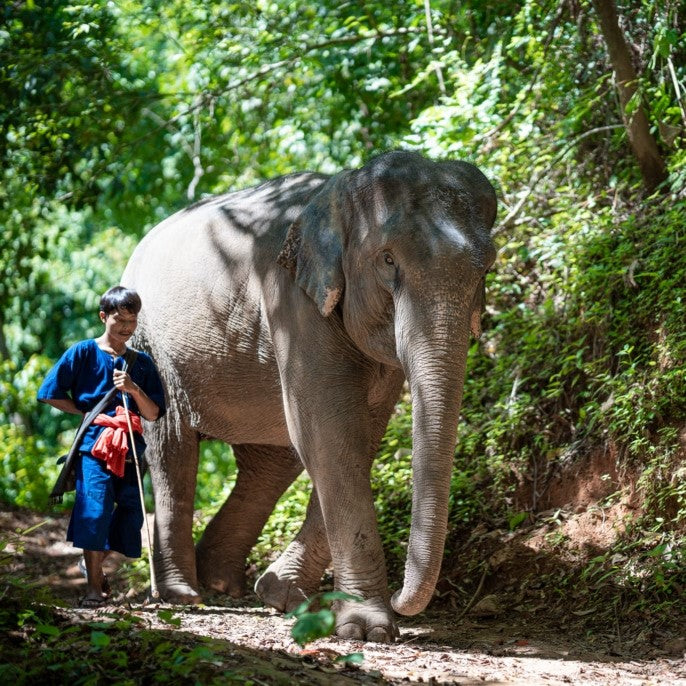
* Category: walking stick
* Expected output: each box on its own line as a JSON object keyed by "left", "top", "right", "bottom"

{"left": 121, "top": 392, "right": 160, "bottom": 600}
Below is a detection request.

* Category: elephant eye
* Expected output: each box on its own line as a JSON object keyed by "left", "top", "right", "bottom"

{"left": 383, "top": 252, "right": 395, "bottom": 266}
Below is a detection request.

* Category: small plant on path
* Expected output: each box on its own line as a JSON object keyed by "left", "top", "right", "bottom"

{"left": 287, "top": 591, "right": 365, "bottom": 666}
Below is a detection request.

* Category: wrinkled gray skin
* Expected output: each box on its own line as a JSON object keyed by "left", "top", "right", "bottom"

{"left": 122, "top": 151, "right": 497, "bottom": 642}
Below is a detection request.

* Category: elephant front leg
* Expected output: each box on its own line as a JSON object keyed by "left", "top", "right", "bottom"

{"left": 255, "top": 487, "right": 331, "bottom": 612}
{"left": 285, "top": 407, "right": 398, "bottom": 641}
{"left": 319, "top": 473, "right": 399, "bottom": 642}
{"left": 269, "top": 304, "right": 400, "bottom": 641}
{"left": 196, "top": 444, "right": 303, "bottom": 597}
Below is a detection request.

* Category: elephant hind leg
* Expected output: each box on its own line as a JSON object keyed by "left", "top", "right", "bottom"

{"left": 196, "top": 444, "right": 303, "bottom": 597}
{"left": 146, "top": 407, "right": 201, "bottom": 604}
{"left": 255, "top": 487, "right": 331, "bottom": 613}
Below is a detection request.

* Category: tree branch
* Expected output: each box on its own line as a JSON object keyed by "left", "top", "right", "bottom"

{"left": 127, "top": 26, "right": 428, "bottom": 151}
{"left": 495, "top": 124, "right": 624, "bottom": 233}
{"left": 477, "top": 0, "right": 565, "bottom": 142}
{"left": 424, "top": 0, "right": 446, "bottom": 96}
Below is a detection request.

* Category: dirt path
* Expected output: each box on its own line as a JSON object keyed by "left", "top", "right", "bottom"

{"left": 3, "top": 505, "right": 685, "bottom": 685}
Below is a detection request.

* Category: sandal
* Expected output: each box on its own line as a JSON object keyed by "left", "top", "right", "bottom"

{"left": 79, "top": 595, "right": 108, "bottom": 608}
{"left": 78, "top": 557, "right": 112, "bottom": 596}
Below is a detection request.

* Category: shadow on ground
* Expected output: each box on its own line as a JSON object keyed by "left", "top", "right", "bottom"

{"left": 2, "top": 503, "right": 685, "bottom": 685}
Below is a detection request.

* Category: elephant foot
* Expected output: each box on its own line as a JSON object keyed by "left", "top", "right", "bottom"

{"left": 254, "top": 568, "right": 318, "bottom": 613}
{"left": 157, "top": 581, "right": 202, "bottom": 606}
{"left": 196, "top": 547, "right": 247, "bottom": 598}
{"left": 335, "top": 597, "right": 399, "bottom": 643}
{"left": 197, "top": 566, "right": 246, "bottom": 599}
{"left": 254, "top": 545, "right": 327, "bottom": 613}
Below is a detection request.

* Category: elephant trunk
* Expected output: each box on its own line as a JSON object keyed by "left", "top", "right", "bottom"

{"left": 391, "top": 301, "right": 471, "bottom": 616}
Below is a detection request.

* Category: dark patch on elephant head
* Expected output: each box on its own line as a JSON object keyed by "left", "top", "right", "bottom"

{"left": 277, "top": 172, "right": 352, "bottom": 317}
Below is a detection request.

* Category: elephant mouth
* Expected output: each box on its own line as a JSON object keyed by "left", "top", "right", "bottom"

{"left": 342, "top": 301, "right": 399, "bottom": 367}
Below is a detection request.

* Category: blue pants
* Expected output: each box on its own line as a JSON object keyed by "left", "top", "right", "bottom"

{"left": 67, "top": 452, "right": 144, "bottom": 558}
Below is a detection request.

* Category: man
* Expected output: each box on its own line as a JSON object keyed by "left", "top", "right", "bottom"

{"left": 38, "top": 286, "right": 165, "bottom": 607}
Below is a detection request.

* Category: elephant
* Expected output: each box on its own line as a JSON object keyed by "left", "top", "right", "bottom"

{"left": 121, "top": 150, "right": 497, "bottom": 642}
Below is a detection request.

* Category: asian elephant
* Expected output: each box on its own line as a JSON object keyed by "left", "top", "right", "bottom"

{"left": 121, "top": 150, "right": 497, "bottom": 642}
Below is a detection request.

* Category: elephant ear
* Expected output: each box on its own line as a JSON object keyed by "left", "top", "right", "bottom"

{"left": 278, "top": 174, "right": 349, "bottom": 317}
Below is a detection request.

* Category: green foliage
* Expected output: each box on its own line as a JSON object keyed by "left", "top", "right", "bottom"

{"left": 195, "top": 441, "right": 237, "bottom": 514}
{"left": 0, "top": 0, "right": 160, "bottom": 349}
{"left": 117, "top": 551, "right": 153, "bottom": 595}
{"left": 287, "top": 591, "right": 362, "bottom": 653}
{"left": 0, "top": 608, "right": 254, "bottom": 683}
{"left": 561, "top": 516, "right": 686, "bottom": 618}
{"left": 0, "top": 355, "right": 61, "bottom": 509}
{"left": 372, "top": 400, "right": 412, "bottom": 574}
{"left": 448, "top": 192, "right": 686, "bottom": 524}
{"left": 0, "top": 525, "right": 270, "bottom": 683}
{"left": 0, "top": 423, "right": 57, "bottom": 510}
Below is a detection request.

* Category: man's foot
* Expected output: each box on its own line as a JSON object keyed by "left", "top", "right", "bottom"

{"left": 78, "top": 556, "right": 111, "bottom": 596}
{"left": 79, "top": 595, "right": 108, "bottom": 608}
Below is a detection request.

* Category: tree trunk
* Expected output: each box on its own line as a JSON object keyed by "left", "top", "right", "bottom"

{"left": 0, "top": 311, "right": 9, "bottom": 360}
{"left": 591, "top": 0, "right": 668, "bottom": 193}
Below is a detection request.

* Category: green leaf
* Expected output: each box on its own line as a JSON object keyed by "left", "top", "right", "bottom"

{"left": 291, "top": 609, "right": 336, "bottom": 647}
{"left": 286, "top": 590, "right": 362, "bottom": 618}
{"left": 317, "top": 591, "right": 362, "bottom": 606}
{"left": 35, "top": 623, "right": 61, "bottom": 637}
{"left": 508, "top": 511, "right": 528, "bottom": 530}
{"left": 157, "top": 609, "right": 182, "bottom": 627}
{"left": 285, "top": 597, "right": 312, "bottom": 619}
{"left": 624, "top": 89, "right": 642, "bottom": 117}
{"left": 335, "top": 652, "right": 364, "bottom": 665}
{"left": 90, "top": 631, "right": 111, "bottom": 648}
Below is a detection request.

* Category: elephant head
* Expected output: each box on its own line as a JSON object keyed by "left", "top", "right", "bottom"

{"left": 278, "top": 150, "right": 497, "bottom": 616}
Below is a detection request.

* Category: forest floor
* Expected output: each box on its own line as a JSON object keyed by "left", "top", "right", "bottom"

{"left": 2, "top": 499, "right": 685, "bottom": 685}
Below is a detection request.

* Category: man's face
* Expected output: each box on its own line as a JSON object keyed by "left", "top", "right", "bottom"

{"left": 100, "top": 308, "right": 138, "bottom": 345}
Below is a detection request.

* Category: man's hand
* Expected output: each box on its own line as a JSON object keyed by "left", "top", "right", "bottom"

{"left": 113, "top": 369, "right": 136, "bottom": 393}
{"left": 113, "top": 369, "right": 160, "bottom": 421}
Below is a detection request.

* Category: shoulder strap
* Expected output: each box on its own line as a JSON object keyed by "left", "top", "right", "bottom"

{"left": 122, "top": 347, "right": 139, "bottom": 373}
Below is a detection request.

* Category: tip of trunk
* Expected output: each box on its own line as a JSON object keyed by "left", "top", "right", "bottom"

{"left": 390, "top": 584, "right": 433, "bottom": 616}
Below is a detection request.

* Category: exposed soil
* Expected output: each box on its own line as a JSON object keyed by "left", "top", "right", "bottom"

{"left": 2, "top": 496, "right": 685, "bottom": 686}
{"left": 4, "top": 441, "right": 686, "bottom": 685}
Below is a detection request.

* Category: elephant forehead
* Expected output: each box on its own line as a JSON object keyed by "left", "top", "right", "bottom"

{"left": 382, "top": 212, "right": 477, "bottom": 256}
{"left": 428, "top": 217, "right": 490, "bottom": 262}
{"left": 348, "top": 182, "right": 393, "bottom": 237}
{"left": 432, "top": 217, "right": 469, "bottom": 249}
{"left": 424, "top": 198, "right": 495, "bottom": 268}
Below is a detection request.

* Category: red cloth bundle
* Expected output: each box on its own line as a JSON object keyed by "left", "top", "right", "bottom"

{"left": 92, "top": 405, "right": 143, "bottom": 477}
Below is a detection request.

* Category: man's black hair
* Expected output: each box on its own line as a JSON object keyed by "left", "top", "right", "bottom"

{"left": 99, "top": 286, "right": 142, "bottom": 315}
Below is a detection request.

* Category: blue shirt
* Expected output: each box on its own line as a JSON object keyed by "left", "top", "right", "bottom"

{"left": 37, "top": 339, "right": 166, "bottom": 453}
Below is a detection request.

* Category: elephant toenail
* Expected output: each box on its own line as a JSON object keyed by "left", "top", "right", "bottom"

{"left": 337, "top": 622, "right": 365, "bottom": 640}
